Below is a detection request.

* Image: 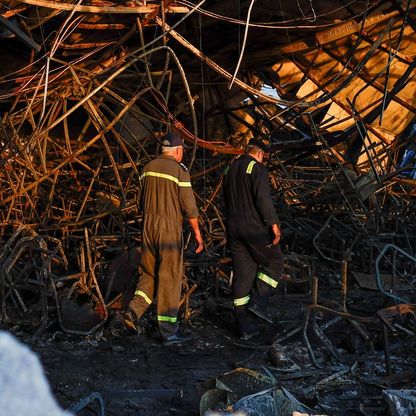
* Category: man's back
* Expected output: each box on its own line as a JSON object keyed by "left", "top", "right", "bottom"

{"left": 224, "top": 154, "right": 277, "bottom": 227}
{"left": 139, "top": 155, "right": 198, "bottom": 225}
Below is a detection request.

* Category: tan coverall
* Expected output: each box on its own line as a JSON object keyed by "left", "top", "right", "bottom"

{"left": 128, "top": 154, "right": 199, "bottom": 339}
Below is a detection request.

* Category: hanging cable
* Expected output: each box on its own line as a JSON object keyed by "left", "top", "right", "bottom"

{"left": 229, "top": 0, "right": 255, "bottom": 89}
{"left": 297, "top": 0, "right": 317, "bottom": 23}
{"left": 177, "top": 0, "right": 381, "bottom": 29}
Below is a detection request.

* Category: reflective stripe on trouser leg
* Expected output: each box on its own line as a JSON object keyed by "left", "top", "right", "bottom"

{"left": 233, "top": 295, "right": 250, "bottom": 307}
{"left": 253, "top": 270, "right": 279, "bottom": 307}
{"left": 128, "top": 239, "right": 156, "bottom": 319}
{"left": 228, "top": 228, "right": 259, "bottom": 334}
{"left": 252, "top": 245, "right": 283, "bottom": 303}
{"left": 135, "top": 290, "right": 152, "bottom": 305}
{"left": 233, "top": 295, "right": 254, "bottom": 333}
{"left": 257, "top": 272, "right": 279, "bottom": 288}
{"left": 155, "top": 217, "right": 183, "bottom": 340}
{"left": 157, "top": 315, "right": 177, "bottom": 323}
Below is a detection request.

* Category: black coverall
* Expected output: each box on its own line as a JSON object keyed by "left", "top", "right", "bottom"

{"left": 223, "top": 154, "right": 283, "bottom": 333}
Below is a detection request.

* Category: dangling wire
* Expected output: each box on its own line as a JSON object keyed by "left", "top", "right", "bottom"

{"left": 229, "top": 0, "right": 256, "bottom": 89}
{"left": 198, "top": 12, "right": 206, "bottom": 203}
{"left": 297, "top": 0, "right": 317, "bottom": 23}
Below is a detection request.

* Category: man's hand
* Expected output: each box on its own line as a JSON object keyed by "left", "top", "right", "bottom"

{"left": 194, "top": 232, "right": 204, "bottom": 253}
{"left": 189, "top": 217, "right": 204, "bottom": 253}
{"left": 271, "top": 224, "right": 281, "bottom": 245}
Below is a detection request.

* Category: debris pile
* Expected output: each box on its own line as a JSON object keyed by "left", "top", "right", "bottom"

{"left": 0, "top": 2, "right": 415, "bottom": 413}
{"left": 0, "top": 0, "right": 414, "bottom": 331}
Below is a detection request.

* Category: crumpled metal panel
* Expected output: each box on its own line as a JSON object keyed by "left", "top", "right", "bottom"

{"left": 232, "top": 386, "right": 311, "bottom": 416}
{"left": 384, "top": 389, "right": 416, "bottom": 416}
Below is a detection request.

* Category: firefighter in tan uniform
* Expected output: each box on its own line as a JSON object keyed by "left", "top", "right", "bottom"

{"left": 124, "top": 132, "right": 204, "bottom": 345}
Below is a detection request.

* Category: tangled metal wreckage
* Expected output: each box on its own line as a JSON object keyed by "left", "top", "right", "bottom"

{"left": 0, "top": 0, "right": 416, "bottom": 414}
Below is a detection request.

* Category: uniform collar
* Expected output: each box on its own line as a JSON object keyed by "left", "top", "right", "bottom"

{"left": 243, "top": 154, "right": 256, "bottom": 162}
{"left": 242, "top": 153, "right": 264, "bottom": 165}
{"left": 159, "top": 154, "right": 177, "bottom": 161}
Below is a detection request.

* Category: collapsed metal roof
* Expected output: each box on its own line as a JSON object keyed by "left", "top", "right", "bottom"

{"left": 0, "top": 1, "right": 415, "bottom": 335}
{"left": 1, "top": 4, "right": 416, "bottom": 415}
{"left": 1, "top": 1, "right": 416, "bottom": 157}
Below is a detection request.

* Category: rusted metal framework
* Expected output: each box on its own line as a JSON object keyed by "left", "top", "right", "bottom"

{"left": 0, "top": 1, "right": 414, "bottom": 350}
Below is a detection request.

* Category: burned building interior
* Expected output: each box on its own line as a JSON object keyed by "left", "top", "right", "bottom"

{"left": 0, "top": 0, "right": 416, "bottom": 415}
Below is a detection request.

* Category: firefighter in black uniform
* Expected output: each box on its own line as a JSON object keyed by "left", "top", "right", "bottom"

{"left": 123, "top": 131, "right": 204, "bottom": 345}
{"left": 223, "top": 138, "right": 283, "bottom": 340}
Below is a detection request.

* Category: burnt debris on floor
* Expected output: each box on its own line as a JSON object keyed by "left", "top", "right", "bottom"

{"left": 4, "top": 241, "right": 416, "bottom": 415}
{"left": 0, "top": 1, "right": 416, "bottom": 415}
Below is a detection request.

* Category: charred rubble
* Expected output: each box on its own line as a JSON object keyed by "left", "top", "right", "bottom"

{"left": 0, "top": 1, "right": 415, "bottom": 415}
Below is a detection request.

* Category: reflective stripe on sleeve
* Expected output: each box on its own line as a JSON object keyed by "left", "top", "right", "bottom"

{"left": 135, "top": 290, "right": 152, "bottom": 304}
{"left": 142, "top": 171, "right": 192, "bottom": 187}
{"left": 257, "top": 272, "right": 278, "bottom": 288}
{"left": 233, "top": 295, "right": 250, "bottom": 306}
{"left": 246, "top": 161, "right": 256, "bottom": 174}
{"left": 178, "top": 181, "right": 192, "bottom": 187}
{"left": 157, "top": 315, "right": 177, "bottom": 323}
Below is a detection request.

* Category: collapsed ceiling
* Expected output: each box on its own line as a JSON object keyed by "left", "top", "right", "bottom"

{"left": 0, "top": 0, "right": 415, "bottom": 336}
{"left": 1, "top": 4, "right": 416, "bottom": 415}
